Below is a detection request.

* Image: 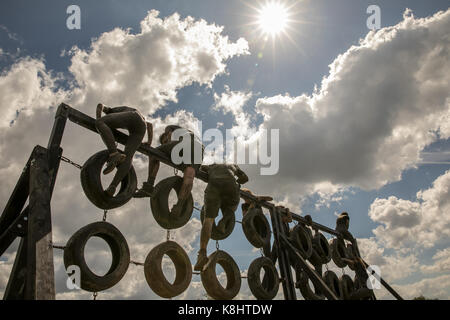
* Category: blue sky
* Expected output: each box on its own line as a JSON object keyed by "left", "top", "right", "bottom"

{"left": 1, "top": 0, "right": 450, "bottom": 299}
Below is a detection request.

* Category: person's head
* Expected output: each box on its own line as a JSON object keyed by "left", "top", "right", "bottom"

{"left": 339, "top": 212, "right": 349, "bottom": 219}
{"left": 159, "top": 132, "right": 168, "bottom": 145}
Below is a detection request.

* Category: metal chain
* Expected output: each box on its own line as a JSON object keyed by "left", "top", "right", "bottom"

{"left": 260, "top": 248, "right": 264, "bottom": 257}
{"left": 102, "top": 210, "right": 108, "bottom": 222}
{"left": 93, "top": 292, "right": 98, "bottom": 300}
{"left": 325, "top": 264, "right": 329, "bottom": 271}
{"left": 166, "top": 230, "right": 170, "bottom": 242}
{"left": 342, "top": 268, "right": 346, "bottom": 275}
{"left": 216, "top": 240, "right": 219, "bottom": 251}
{"left": 60, "top": 155, "right": 82, "bottom": 170}
{"left": 174, "top": 168, "right": 179, "bottom": 176}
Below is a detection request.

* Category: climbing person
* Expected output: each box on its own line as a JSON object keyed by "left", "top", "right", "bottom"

{"left": 341, "top": 256, "right": 376, "bottom": 300}
{"left": 193, "top": 163, "right": 249, "bottom": 272}
{"left": 335, "top": 211, "right": 361, "bottom": 257}
{"left": 240, "top": 188, "right": 273, "bottom": 216}
{"left": 95, "top": 103, "right": 148, "bottom": 197}
{"left": 134, "top": 125, "right": 204, "bottom": 214}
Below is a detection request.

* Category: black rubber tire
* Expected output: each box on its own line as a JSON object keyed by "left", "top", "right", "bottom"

{"left": 312, "top": 232, "right": 332, "bottom": 264}
{"left": 307, "top": 248, "right": 323, "bottom": 269}
{"left": 80, "top": 150, "right": 137, "bottom": 210}
{"left": 201, "top": 250, "right": 241, "bottom": 300}
{"left": 298, "top": 270, "right": 325, "bottom": 300}
{"left": 289, "top": 224, "right": 313, "bottom": 260}
{"left": 323, "top": 270, "right": 343, "bottom": 300}
{"left": 63, "top": 221, "right": 130, "bottom": 292}
{"left": 200, "top": 206, "right": 235, "bottom": 241}
{"left": 144, "top": 241, "right": 192, "bottom": 299}
{"left": 247, "top": 257, "right": 280, "bottom": 300}
{"left": 150, "top": 176, "right": 194, "bottom": 230}
{"left": 329, "top": 238, "right": 348, "bottom": 268}
{"left": 345, "top": 243, "right": 356, "bottom": 271}
{"left": 340, "top": 274, "right": 355, "bottom": 300}
{"left": 242, "top": 208, "right": 271, "bottom": 248}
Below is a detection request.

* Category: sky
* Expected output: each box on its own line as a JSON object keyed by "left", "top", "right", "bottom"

{"left": 0, "top": 0, "right": 449, "bottom": 300}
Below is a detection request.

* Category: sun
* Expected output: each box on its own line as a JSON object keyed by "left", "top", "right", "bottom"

{"left": 257, "top": 2, "right": 289, "bottom": 36}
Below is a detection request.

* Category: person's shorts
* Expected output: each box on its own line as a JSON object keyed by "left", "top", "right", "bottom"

{"left": 203, "top": 179, "right": 240, "bottom": 219}
{"left": 156, "top": 134, "right": 204, "bottom": 171}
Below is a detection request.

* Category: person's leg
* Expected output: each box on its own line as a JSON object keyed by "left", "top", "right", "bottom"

{"left": 95, "top": 113, "right": 122, "bottom": 154}
{"left": 106, "top": 113, "right": 146, "bottom": 196}
{"left": 199, "top": 218, "right": 214, "bottom": 252}
{"left": 194, "top": 185, "right": 220, "bottom": 272}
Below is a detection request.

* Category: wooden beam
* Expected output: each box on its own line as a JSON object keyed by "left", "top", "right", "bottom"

{"left": 25, "top": 146, "right": 55, "bottom": 300}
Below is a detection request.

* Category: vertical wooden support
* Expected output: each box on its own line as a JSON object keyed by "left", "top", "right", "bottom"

{"left": 269, "top": 206, "right": 296, "bottom": 300}
{"left": 3, "top": 237, "right": 28, "bottom": 300}
{"left": 25, "top": 146, "right": 55, "bottom": 300}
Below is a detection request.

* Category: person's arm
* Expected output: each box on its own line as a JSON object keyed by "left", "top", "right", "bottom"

{"left": 96, "top": 103, "right": 104, "bottom": 119}
{"left": 234, "top": 166, "right": 249, "bottom": 184}
{"left": 145, "top": 122, "right": 153, "bottom": 145}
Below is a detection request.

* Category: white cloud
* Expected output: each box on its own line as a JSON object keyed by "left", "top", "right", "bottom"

{"left": 420, "top": 248, "right": 450, "bottom": 275}
{"left": 239, "top": 9, "right": 450, "bottom": 207}
{"left": 369, "top": 170, "right": 450, "bottom": 250}
{"left": 67, "top": 10, "right": 249, "bottom": 115}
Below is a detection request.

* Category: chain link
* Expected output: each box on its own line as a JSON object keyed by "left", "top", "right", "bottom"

{"left": 166, "top": 230, "right": 170, "bottom": 242}
{"left": 174, "top": 168, "right": 179, "bottom": 176}
{"left": 260, "top": 247, "right": 264, "bottom": 257}
{"left": 93, "top": 292, "right": 98, "bottom": 300}
{"left": 60, "top": 155, "right": 82, "bottom": 170}
{"left": 342, "top": 267, "right": 346, "bottom": 275}
{"left": 216, "top": 240, "right": 219, "bottom": 251}
{"left": 102, "top": 210, "right": 108, "bottom": 222}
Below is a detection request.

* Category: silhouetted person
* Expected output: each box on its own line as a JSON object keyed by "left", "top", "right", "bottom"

{"left": 335, "top": 211, "right": 361, "bottom": 257}
{"left": 95, "top": 103, "right": 149, "bottom": 196}
{"left": 134, "top": 125, "right": 204, "bottom": 216}
{"left": 194, "top": 164, "right": 248, "bottom": 272}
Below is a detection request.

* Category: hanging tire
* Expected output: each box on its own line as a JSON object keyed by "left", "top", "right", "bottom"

{"left": 80, "top": 150, "right": 137, "bottom": 210}
{"left": 144, "top": 241, "right": 192, "bottom": 299}
{"left": 298, "top": 270, "right": 325, "bottom": 300}
{"left": 323, "top": 270, "right": 343, "bottom": 300}
{"left": 340, "top": 274, "right": 355, "bottom": 300}
{"left": 150, "top": 176, "right": 194, "bottom": 230}
{"left": 242, "top": 208, "right": 271, "bottom": 248}
{"left": 289, "top": 224, "right": 313, "bottom": 261}
{"left": 201, "top": 250, "right": 241, "bottom": 300}
{"left": 329, "top": 238, "right": 348, "bottom": 268}
{"left": 247, "top": 257, "right": 279, "bottom": 300}
{"left": 345, "top": 243, "right": 356, "bottom": 271}
{"left": 200, "top": 206, "right": 235, "bottom": 240}
{"left": 63, "top": 221, "right": 130, "bottom": 292}
{"left": 312, "top": 232, "right": 332, "bottom": 264}
{"left": 307, "top": 248, "right": 323, "bottom": 269}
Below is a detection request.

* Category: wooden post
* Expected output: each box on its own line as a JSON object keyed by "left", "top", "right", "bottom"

{"left": 269, "top": 206, "right": 296, "bottom": 300}
{"left": 25, "top": 146, "right": 55, "bottom": 300}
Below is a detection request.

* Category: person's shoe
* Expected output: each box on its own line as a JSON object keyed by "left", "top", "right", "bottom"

{"left": 133, "top": 182, "right": 154, "bottom": 198}
{"left": 105, "top": 185, "right": 117, "bottom": 197}
{"left": 103, "top": 152, "right": 126, "bottom": 175}
{"left": 194, "top": 249, "right": 208, "bottom": 272}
